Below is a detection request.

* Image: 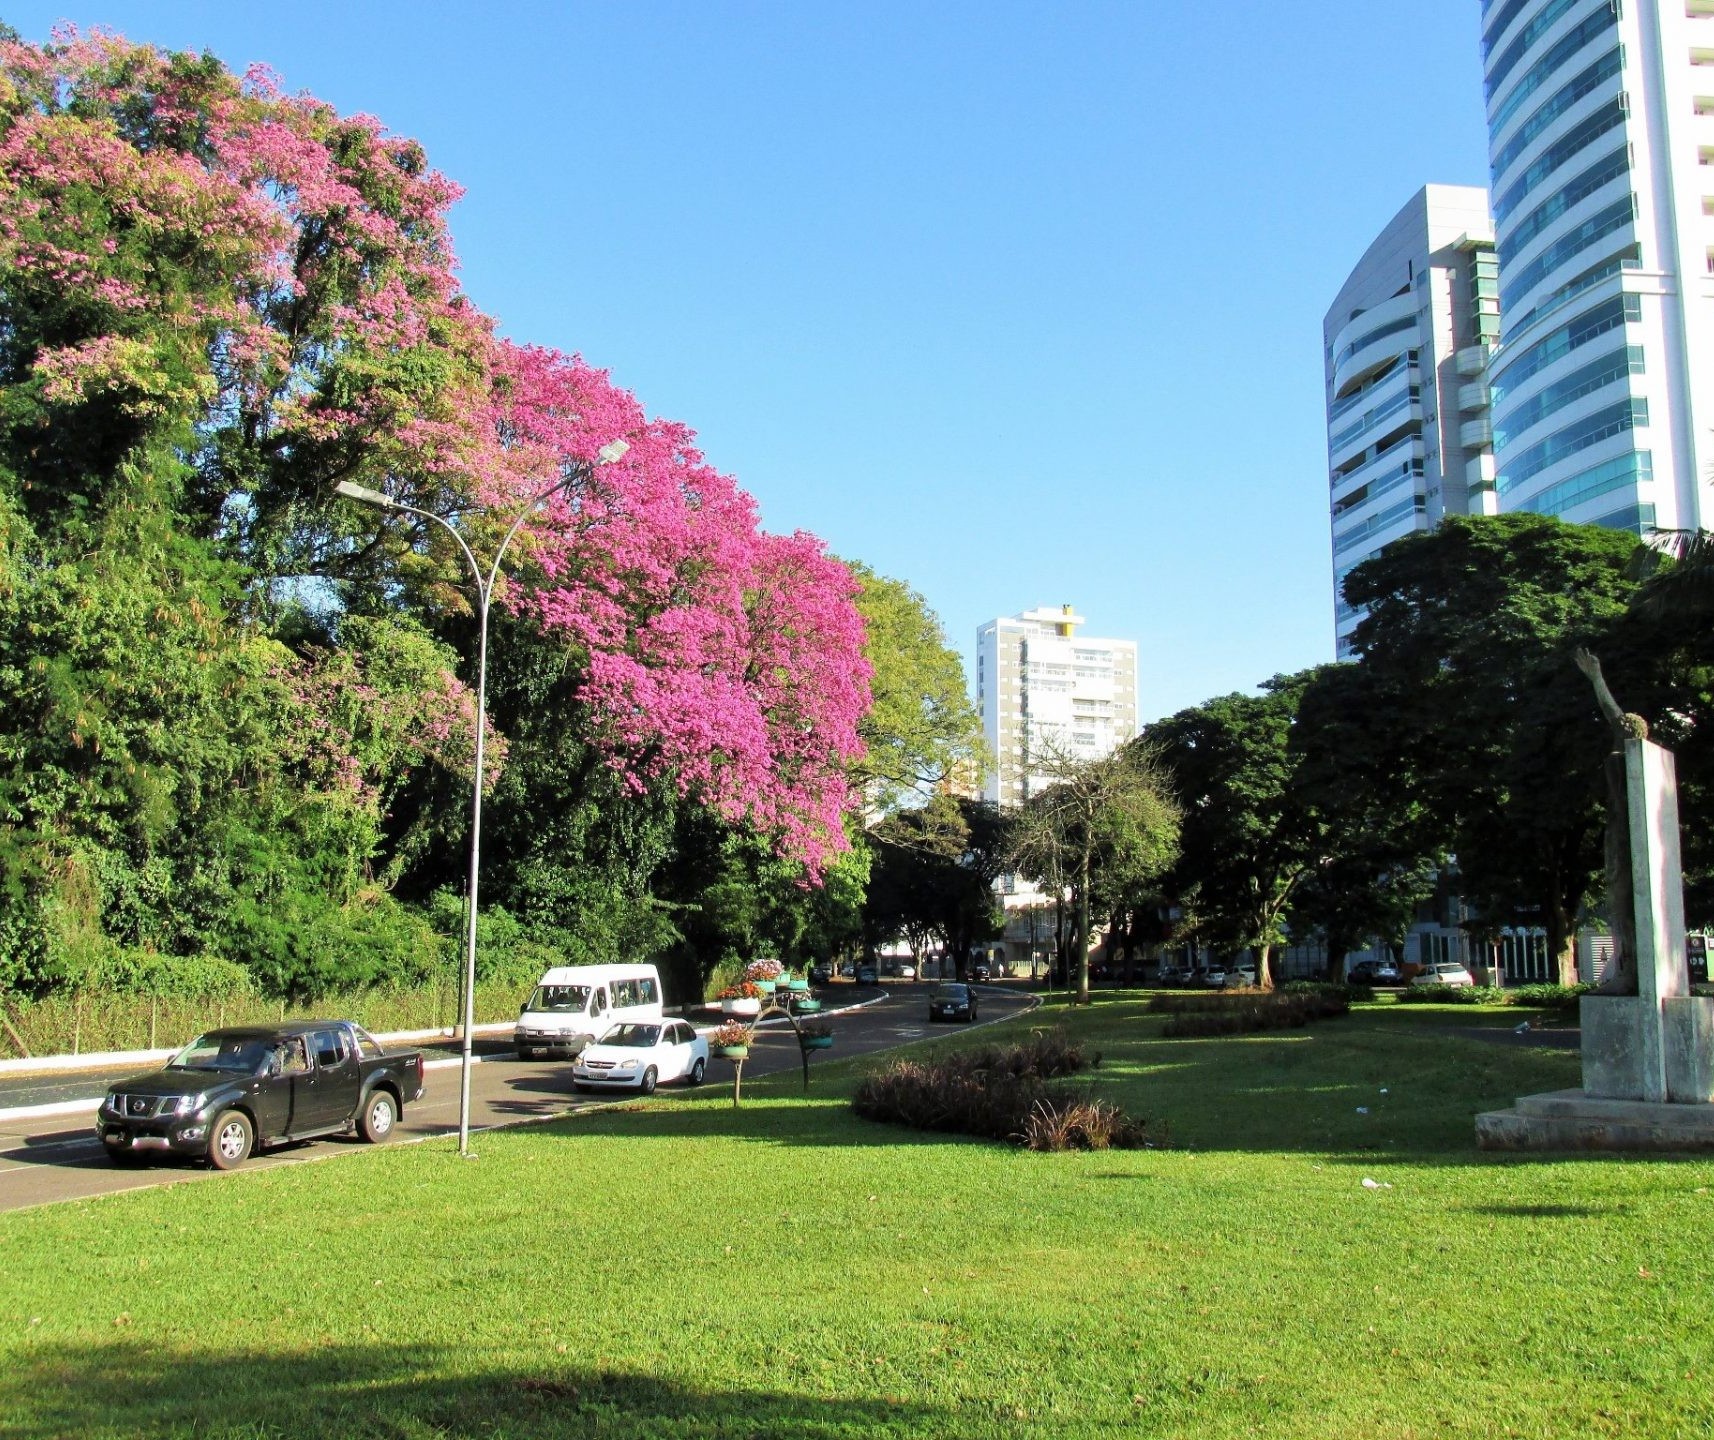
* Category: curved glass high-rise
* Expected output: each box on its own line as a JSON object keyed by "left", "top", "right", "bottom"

{"left": 1324, "top": 186, "right": 1499, "bottom": 657}
{"left": 1483, "top": 0, "right": 1714, "bottom": 535}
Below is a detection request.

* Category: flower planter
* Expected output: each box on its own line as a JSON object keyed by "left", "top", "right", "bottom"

{"left": 721, "top": 997, "right": 761, "bottom": 1017}
{"left": 801, "top": 1034, "right": 834, "bottom": 1050}
{"left": 791, "top": 998, "right": 821, "bottom": 1014}
{"left": 752, "top": 979, "right": 777, "bottom": 994}
{"left": 717, "top": 1044, "right": 750, "bottom": 1060}
{"left": 787, "top": 978, "right": 810, "bottom": 992}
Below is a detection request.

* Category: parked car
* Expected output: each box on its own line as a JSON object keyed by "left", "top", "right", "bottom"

{"left": 895, "top": 963, "right": 917, "bottom": 980}
{"left": 928, "top": 983, "right": 978, "bottom": 1023}
{"left": 1154, "top": 964, "right": 1188, "bottom": 987}
{"left": 572, "top": 1020, "right": 708, "bottom": 1093}
{"left": 1411, "top": 961, "right": 1476, "bottom": 988}
{"left": 809, "top": 961, "right": 833, "bottom": 985}
{"left": 1348, "top": 960, "right": 1402, "bottom": 985}
{"left": 1224, "top": 963, "right": 1258, "bottom": 988}
{"left": 98, "top": 1021, "right": 424, "bottom": 1170}
{"left": 854, "top": 962, "right": 879, "bottom": 985}
{"left": 1200, "top": 966, "right": 1229, "bottom": 989}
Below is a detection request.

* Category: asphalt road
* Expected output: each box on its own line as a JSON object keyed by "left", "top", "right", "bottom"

{"left": 0, "top": 982, "right": 1037, "bottom": 1214}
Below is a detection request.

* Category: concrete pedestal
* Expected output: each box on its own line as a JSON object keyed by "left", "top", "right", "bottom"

{"left": 1476, "top": 1088, "right": 1714, "bottom": 1151}
{"left": 1476, "top": 740, "right": 1714, "bottom": 1150}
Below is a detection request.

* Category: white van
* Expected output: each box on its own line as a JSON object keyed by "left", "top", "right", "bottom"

{"left": 514, "top": 964, "right": 665, "bottom": 1059}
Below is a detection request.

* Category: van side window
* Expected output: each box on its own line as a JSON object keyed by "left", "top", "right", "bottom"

{"left": 593, "top": 988, "right": 607, "bottom": 1014}
{"left": 639, "top": 977, "right": 659, "bottom": 1006}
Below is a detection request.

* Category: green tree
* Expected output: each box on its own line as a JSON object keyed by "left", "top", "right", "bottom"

{"left": 862, "top": 795, "right": 1008, "bottom": 977}
{"left": 1343, "top": 514, "right": 1640, "bottom": 984}
{"left": 1146, "top": 677, "right": 1318, "bottom": 991}
{"left": 1010, "top": 745, "right": 1179, "bottom": 1003}
{"left": 847, "top": 563, "right": 982, "bottom": 816}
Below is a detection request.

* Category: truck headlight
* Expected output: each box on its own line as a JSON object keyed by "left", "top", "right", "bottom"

{"left": 172, "top": 1093, "right": 206, "bottom": 1116}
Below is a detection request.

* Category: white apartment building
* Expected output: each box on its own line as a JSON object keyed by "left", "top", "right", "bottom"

{"left": 1324, "top": 185, "right": 1500, "bottom": 657}
{"left": 975, "top": 605, "right": 1138, "bottom": 807}
{"left": 1481, "top": 0, "right": 1714, "bottom": 535}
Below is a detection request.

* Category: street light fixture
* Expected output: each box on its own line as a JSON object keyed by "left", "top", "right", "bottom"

{"left": 334, "top": 438, "right": 629, "bottom": 1156}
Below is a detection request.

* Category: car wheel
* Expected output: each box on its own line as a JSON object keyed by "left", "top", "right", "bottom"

{"left": 358, "top": 1090, "right": 397, "bottom": 1144}
{"left": 208, "top": 1110, "right": 253, "bottom": 1170}
{"left": 640, "top": 1066, "right": 658, "bottom": 1095}
{"left": 687, "top": 1057, "right": 706, "bottom": 1086}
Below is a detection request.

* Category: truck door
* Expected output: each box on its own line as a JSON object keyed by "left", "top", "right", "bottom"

{"left": 254, "top": 1035, "right": 311, "bottom": 1139}
{"left": 299, "top": 1027, "right": 358, "bottom": 1132}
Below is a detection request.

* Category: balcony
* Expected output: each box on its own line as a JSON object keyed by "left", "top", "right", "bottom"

{"left": 1458, "top": 380, "right": 1489, "bottom": 413}
{"left": 1460, "top": 415, "right": 1494, "bottom": 450}
{"left": 1456, "top": 345, "right": 1490, "bottom": 378}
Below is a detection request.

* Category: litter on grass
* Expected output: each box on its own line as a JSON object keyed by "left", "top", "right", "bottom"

{"left": 1361, "top": 1178, "right": 1393, "bottom": 1190}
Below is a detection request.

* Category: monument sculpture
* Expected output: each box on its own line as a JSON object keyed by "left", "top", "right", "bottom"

{"left": 1475, "top": 650, "right": 1714, "bottom": 1149}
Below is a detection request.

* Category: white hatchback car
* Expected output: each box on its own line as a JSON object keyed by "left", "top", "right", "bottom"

{"left": 572, "top": 1020, "right": 708, "bottom": 1093}
{"left": 1411, "top": 961, "right": 1476, "bottom": 988}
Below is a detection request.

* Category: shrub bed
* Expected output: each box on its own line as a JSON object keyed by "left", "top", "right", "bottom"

{"left": 852, "top": 1028, "right": 1158, "bottom": 1151}
{"left": 1147, "top": 989, "right": 1350, "bottom": 1036}
{"left": 1395, "top": 982, "right": 1588, "bottom": 1007}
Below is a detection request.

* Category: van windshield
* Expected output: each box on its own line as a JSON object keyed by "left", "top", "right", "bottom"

{"left": 527, "top": 985, "right": 590, "bottom": 1013}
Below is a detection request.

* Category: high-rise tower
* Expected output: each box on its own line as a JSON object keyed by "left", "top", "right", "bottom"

{"left": 1324, "top": 185, "right": 1500, "bottom": 656}
{"left": 1482, "top": 0, "right": 1714, "bottom": 535}
{"left": 975, "top": 606, "right": 1138, "bottom": 807}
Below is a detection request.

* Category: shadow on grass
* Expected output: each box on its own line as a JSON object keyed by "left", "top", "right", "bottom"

{"left": 4, "top": 1340, "right": 949, "bottom": 1440}
{"left": 1468, "top": 1202, "right": 1614, "bottom": 1218}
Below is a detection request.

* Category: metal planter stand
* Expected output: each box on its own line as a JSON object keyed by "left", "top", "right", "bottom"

{"left": 720, "top": 989, "right": 831, "bottom": 1107}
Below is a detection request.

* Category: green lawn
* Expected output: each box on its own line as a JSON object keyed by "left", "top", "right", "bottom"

{"left": 3, "top": 994, "right": 1711, "bottom": 1439}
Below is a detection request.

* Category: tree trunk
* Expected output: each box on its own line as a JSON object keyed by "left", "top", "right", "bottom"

{"left": 1254, "top": 943, "right": 1274, "bottom": 992}
{"left": 1076, "top": 853, "right": 1092, "bottom": 1006}
{"left": 1546, "top": 897, "right": 1578, "bottom": 989}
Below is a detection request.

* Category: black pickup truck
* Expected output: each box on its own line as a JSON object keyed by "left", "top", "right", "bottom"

{"left": 97, "top": 1021, "right": 425, "bottom": 1169}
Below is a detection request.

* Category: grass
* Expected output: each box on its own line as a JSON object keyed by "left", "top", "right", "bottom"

{"left": 2, "top": 993, "right": 1712, "bottom": 1438}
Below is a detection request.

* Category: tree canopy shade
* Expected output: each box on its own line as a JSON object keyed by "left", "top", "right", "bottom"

{"left": 862, "top": 794, "right": 1008, "bottom": 977}
{"left": 0, "top": 29, "right": 876, "bottom": 1000}
{"left": 1010, "top": 745, "right": 1179, "bottom": 1003}
{"left": 1342, "top": 513, "right": 1641, "bottom": 983}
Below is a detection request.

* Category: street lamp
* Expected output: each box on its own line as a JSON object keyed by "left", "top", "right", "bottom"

{"left": 335, "top": 438, "right": 629, "bottom": 1156}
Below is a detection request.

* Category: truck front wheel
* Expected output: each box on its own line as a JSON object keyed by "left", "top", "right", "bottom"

{"left": 208, "top": 1111, "right": 254, "bottom": 1170}
{"left": 359, "top": 1090, "right": 397, "bottom": 1143}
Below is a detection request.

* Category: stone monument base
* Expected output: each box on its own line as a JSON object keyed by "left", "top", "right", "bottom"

{"left": 1476, "top": 1088, "right": 1714, "bottom": 1151}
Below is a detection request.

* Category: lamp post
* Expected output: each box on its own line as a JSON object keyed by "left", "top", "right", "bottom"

{"left": 335, "top": 439, "right": 629, "bottom": 1156}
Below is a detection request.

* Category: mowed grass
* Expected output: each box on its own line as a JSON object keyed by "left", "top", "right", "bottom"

{"left": 3, "top": 995, "right": 1712, "bottom": 1439}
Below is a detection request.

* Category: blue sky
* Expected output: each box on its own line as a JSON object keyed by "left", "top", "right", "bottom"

{"left": 5, "top": 2, "right": 1493, "bottom": 720}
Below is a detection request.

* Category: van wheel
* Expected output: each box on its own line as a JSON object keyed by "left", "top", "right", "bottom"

{"left": 640, "top": 1066, "right": 657, "bottom": 1095}
{"left": 687, "top": 1057, "right": 706, "bottom": 1086}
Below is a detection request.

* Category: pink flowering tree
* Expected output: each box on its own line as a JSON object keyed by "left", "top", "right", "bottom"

{"left": 486, "top": 345, "right": 871, "bottom": 875}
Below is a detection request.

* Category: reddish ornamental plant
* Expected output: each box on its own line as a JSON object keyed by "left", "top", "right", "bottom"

{"left": 0, "top": 28, "right": 872, "bottom": 879}
{"left": 710, "top": 1022, "right": 751, "bottom": 1049}
{"left": 717, "top": 982, "right": 764, "bottom": 1002}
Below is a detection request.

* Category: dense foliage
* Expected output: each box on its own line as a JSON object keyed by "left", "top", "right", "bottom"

{"left": 0, "top": 29, "right": 900, "bottom": 1007}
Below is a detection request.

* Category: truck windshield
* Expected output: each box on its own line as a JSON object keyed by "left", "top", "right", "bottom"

{"left": 600, "top": 1024, "right": 660, "bottom": 1048}
{"left": 527, "top": 985, "right": 590, "bottom": 1013}
{"left": 169, "top": 1034, "right": 272, "bottom": 1073}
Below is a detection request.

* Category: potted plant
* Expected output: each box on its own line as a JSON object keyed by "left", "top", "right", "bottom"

{"left": 718, "top": 983, "right": 764, "bottom": 1017}
{"left": 790, "top": 993, "right": 821, "bottom": 1014}
{"left": 711, "top": 1021, "right": 751, "bottom": 1059}
{"left": 744, "top": 959, "right": 783, "bottom": 993}
{"left": 798, "top": 1019, "right": 834, "bottom": 1050}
